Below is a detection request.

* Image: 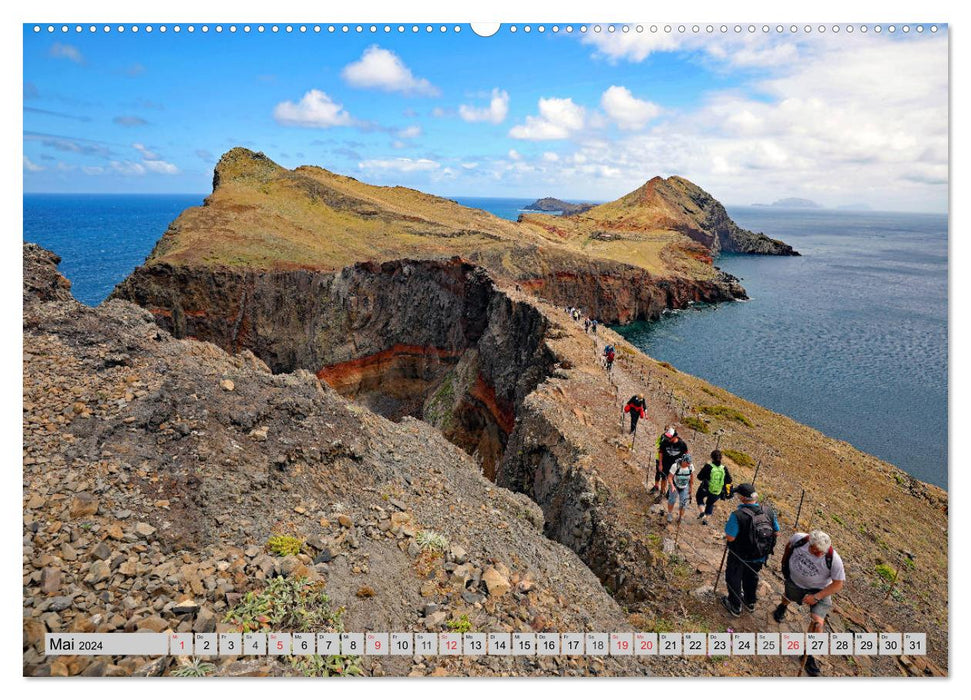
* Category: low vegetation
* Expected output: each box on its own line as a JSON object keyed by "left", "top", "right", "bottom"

{"left": 698, "top": 405, "right": 753, "bottom": 427}
{"left": 683, "top": 416, "right": 710, "bottom": 434}
{"left": 224, "top": 577, "right": 342, "bottom": 633}
{"left": 722, "top": 449, "right": 754, "bottom": 468}
{"left": 266, "top": 534, "right": 303, "bottom": 557}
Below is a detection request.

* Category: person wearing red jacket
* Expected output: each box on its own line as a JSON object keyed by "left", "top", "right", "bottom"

{"left": 623, "top": 394, "right": 647, "bottom": 434}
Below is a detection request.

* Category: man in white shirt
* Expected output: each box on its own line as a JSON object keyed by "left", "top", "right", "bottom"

{"left": 774, "top": 529, "right": 846, "bottom": 676}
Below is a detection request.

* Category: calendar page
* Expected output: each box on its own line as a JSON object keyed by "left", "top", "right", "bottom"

{"left": 21, "top": 7, "right": 948, "bottom": 681}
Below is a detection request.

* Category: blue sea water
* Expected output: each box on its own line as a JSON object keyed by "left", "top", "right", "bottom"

{"left": 616, "top": 207, "right": 948, "bottom": 490}
{"left": 22, "top": 196, "right": 948, "bottom": 488}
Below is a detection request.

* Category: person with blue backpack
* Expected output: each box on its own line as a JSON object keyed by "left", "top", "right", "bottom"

{"left": 722, "top": 483, "right": 779, "bottom": 618}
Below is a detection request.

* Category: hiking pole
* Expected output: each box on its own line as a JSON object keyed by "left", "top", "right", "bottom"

{"left": 713, "top": 543, "right": 728, "bottom": 593}
{"left": 794, "top": 489, "right": 806, "bottom": 530}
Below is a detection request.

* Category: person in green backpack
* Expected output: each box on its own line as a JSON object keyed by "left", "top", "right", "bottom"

{"left": 695, "top": 449, "right": 733, "bottom": 525}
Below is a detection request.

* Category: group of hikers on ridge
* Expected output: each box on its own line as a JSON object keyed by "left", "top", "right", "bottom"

{"left": 568, "top": 305, "right": 845, "bottom": 677}
{"left": 564, "top": 306, "right": 599, "bottom": 336}
{"left": 620, "top": 385, "right": 844, "bottom": 676}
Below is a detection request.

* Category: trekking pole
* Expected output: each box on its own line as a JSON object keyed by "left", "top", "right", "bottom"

{"left": 794, "top": 489, "right": 806, "bottom": 530}
{"left": 713, "top": 543, "right": 728, "bottom": 593}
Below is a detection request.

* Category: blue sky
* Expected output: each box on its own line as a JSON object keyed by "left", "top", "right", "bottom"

{"left": 23, "top": 23, "right": 948, "bottom": 211}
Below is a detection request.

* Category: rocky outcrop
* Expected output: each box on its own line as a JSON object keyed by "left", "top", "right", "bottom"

{"left": 523, "top": 197, "right": 595, "bottom": 215}
{"left": 23, "top": 243, "right": 73, "bottom": 304}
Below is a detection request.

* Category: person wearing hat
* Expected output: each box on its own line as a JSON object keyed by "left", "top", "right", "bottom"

{"left": 722, "top": 483, "right": 779, "bottom": 617}
{"left": 623, "top": 393, "right": 648, "bottom": 434}
{"left": 651, "top": 426, "right": 689, "bottom": 497}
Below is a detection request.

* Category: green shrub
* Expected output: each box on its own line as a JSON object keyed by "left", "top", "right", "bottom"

{"left": 292, "top": 654, "right": 363, "bottom": 677}
{"left": 266, "top": 534, "right": 303, "bottom": 557}
{"left": 447, "top": 614, "right": 472, "bottom": 634}
{"left": 683, "top": 416, "right": 710, "bottom": 434}
{"left": 224, "top": 577, "right": 342, "bottom": 633}
{"left": 171, "top": 659, "right": 215, "bottom": 677}
{"left": 416, "top": 530, "right": 449, "bottom": 552}
{"left": 722, "top": 449, "right": 754, "bottom": 468}
{"left": 831, "top": 514, "right": 845, "bottom": 526}
{"left": 875, "top": 563, "right": 897, "bottom": 583}
{"left": 698, "top": 405, "right": 753, "bottom": 427}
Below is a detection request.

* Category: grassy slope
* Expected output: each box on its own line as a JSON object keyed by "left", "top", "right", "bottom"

{"left": 144, "top": 149, "right": 724, "bottom": 284}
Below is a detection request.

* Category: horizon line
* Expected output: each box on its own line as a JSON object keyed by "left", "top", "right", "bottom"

{"left": 21, "top": 191, "right": 949, "bottom": 216}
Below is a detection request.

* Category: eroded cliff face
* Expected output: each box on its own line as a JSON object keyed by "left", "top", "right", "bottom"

{"left": 112, "top": 258, "right": 658, "bottom": 593}
{"left": 113, "top": 259, "right": 556, "bottom": 479}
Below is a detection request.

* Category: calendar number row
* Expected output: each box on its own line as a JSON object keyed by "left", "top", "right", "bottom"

{"left": 47, "top": 631, "right": 926, "bottom": 657}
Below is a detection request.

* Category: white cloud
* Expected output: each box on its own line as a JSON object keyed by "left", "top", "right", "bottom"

{"left": 508, "top": 149, "right": 521, "bottom": 160}
{"left": 132, "top": 143, "right": 158, "bottom": 160}
{"left": 542, "top": 152, "right": 560, "bottom": 162}
{"left": 461, "top": 162, "right": 479, "bottom": 169}
{"left": 582, "top": 31, "right": 800, "bottom": 70}
{"left": 82, "top": 165, "right": 104, "bottom": 175}
{"left": 23, "top": 156, "right": 44, "bottom": 172}
{"left": 142, "top": 159, "right": 179, "bottom": 174}
{"left": 498, "top": 33, "right": 947, "bottom": 212}
{"left": 601, "top": 86, "right": 661, "bottom": 131}
{"left": 459, "top": 88, "right": 510, "bottom": 124}
{"left": 358, "top": 157, "right": 441, "bottom": 173}
{"left": 397, "top": 125, "right": 422, "bottom": 139}
{"left": 341, "top": 46, "right": 439, "bottom": 96}
{"left": 509, "top": 98, "right": 586, "bottom": 140}
{"left": 273, "top": 90, "right": 355, "bottom": 128}
{"left": 49, "top": 42, "right": 83, "bottom": 64}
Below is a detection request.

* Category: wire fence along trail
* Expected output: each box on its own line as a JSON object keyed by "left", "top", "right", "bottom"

{"left": 570, "top": 313, "right": 906, "bottom": 663}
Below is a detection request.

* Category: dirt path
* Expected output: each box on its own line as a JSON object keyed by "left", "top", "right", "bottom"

{"left": 563, "top": 313, "right": 934, "bottom": 677}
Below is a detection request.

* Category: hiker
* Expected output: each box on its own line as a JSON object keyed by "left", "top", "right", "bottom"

{"left": 774, "top": 530, "right": 846, "bottom": 676}
{"left": 666, "top": 454, "right": 694, "bottom": 524}
{"left": 603, "top": 344, "right": 615, "bottom": 371}
{"left": 584, "top": 318, "right": 590, "bottom": 333}
{"left": 721, "top": 483, "right": 779, "bottom": 618}
{"left": 651, "top": 427, "right": 689, "bottom": 496}
{"left": 623, "top": 394, "right": 647, "bottom": 434}
{"left": 591, "top": 319, "right": 598, "bottom": 335}
{"left": 696, "top": 449, "right": 733, "bottom": 525}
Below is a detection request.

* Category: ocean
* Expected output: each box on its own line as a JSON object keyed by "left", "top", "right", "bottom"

{"left": 22, "top": 195, "right": 947, "bottom": 489}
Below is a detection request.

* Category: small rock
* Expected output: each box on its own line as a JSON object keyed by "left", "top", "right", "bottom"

{"left": 355, "top": 585, "right": 376, "bottom": 598}
{"left": 69, "top": 493, "right": 99, "bottom": 519}
{"left": 424, "top": 611, "right": 447, "bottom": 630}
{"left": 89, "top": 542, "right": 111, "bottom": 561}
{"left": 249, "top": 426, "right": 268, "bottom": 441}
{"left": 193, "top": 608, "right": 217, "bottom": 634}
{"left": 134, "top": 522, "right": 156, "bottom": 538}
{"left": 313, "top": 549, "right": 335, "bottom": 564}
{"left": 172, "top": 599, "right": 200, "bottom": 615}
{"left": 49, "top": 596, "right": 73, "bottom": 612}
{"left": 85, "top": 560, "right": 111, "bottom": 585}
{"left": 40, "top": 567, "right": 62, "bottom": 595}
{"left": 220, "top": 379, "right": 235, "bottom": 392}
{"left": 136, "top": 615, "right": 169, "bottom": 633}
{"left": 482, "top": 567, "right": 511, "bottom": 598}
{"left": 337, "top": 514, "right": 353, "bottom": 528}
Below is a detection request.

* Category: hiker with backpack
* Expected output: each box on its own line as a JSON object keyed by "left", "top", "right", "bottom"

{"left": 666, "top": 454, "right": 694, "bottom": 524}
{"left": 774, "top": 530, "right": 846, "bottom": 676}
{"left": 696, "top": 449, "right": 733, "bottom": 525}
{"left": 721, "top": 483, "right": 779, "bottom": 617}
{"left": 623, "top": 394, "right": 647, "bottom": 434}
{"left": 603, "top": 344, "right": 616, "bottom": 371}
{"left": 650, "top": 427, "right": 689, "bottom": 497}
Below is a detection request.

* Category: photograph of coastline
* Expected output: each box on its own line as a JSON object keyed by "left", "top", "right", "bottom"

{"left": 22, "top": 20, "right": 947, "bottom": 678}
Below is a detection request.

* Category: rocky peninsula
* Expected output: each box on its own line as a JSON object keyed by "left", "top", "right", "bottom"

{"left": 23, "top": 149, "right": 945, "bottom": 677}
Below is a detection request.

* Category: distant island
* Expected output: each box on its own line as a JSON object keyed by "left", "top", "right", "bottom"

{"left": 752, "top": 197, "right": 823, "bottom": 209}
{"left": 523, "top": 196, "right": 595, "bottom": 215}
